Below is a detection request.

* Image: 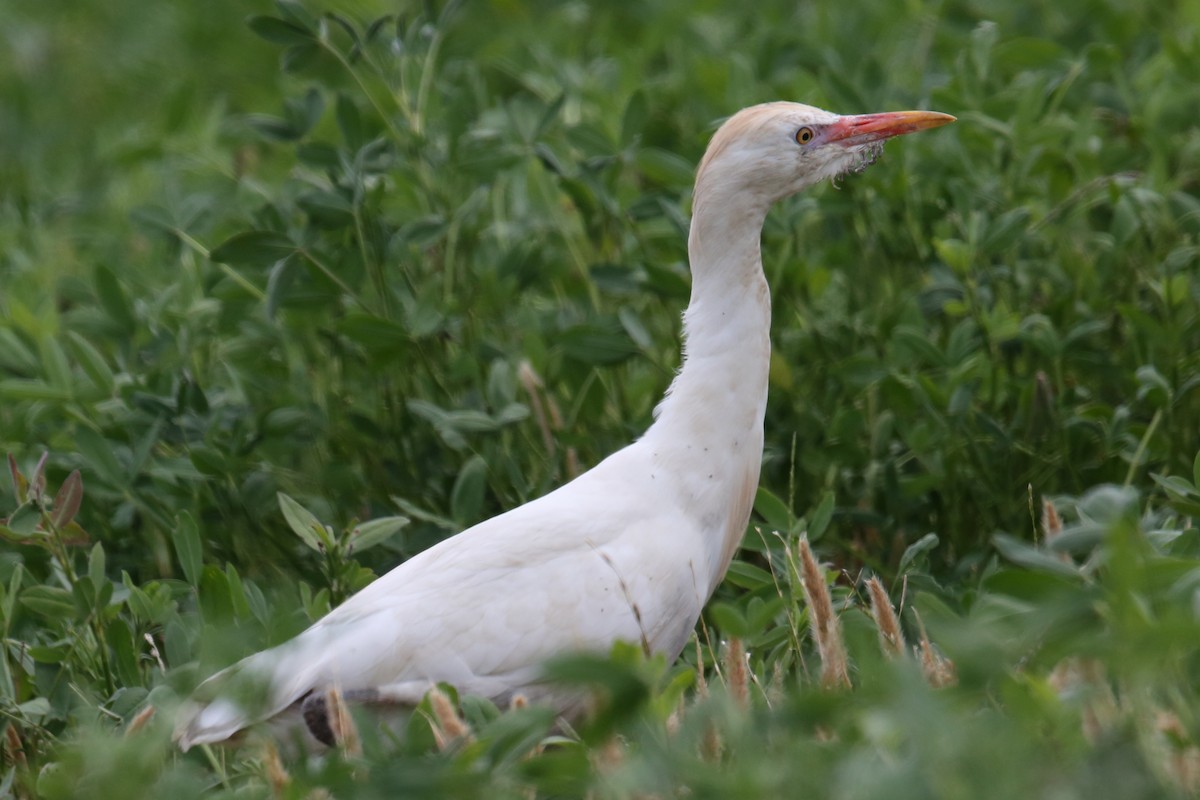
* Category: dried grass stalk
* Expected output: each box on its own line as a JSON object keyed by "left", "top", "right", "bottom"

{"left": 797, "top": 535, "right": 850, "bottom": 689}
{"left": 1154, "top": 710, "right": 1200, "bottom": 793}
{"left": 4, "top": 723, "right": 26, "bottom": 768}
{"left": 724, "top": 637, "right": 748, "bottom": 709}
{"left": 325, "top": 686, "right": 361, "bottom": 756}
{"left": 694, "top": 635, "right": 710, "bottom": 698}
{"left": 517, "top": 360, "right": 555, "bottom": 457}
{"left": 1048, "top": 657, "right": 1118, "bottom": 744}
{"left": 261, "top": 740, "right": 291, "bottom": 795}
{"left": 666, "top": 696, "right": 685, "bottom": 738}
{"left": 766, "top": 659, "right": 785, "bottom": 709}
{"left": 701, "top": 722, "right": 723, "bottom": 763}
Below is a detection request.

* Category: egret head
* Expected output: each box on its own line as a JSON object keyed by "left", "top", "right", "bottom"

{"left": 694, "top": 102, "right": 955, "bottom": 208}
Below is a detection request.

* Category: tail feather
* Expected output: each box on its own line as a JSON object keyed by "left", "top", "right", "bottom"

{"left": 172, "top": 643, "right": 313, "bottom": 750}
{"left": 174, "top": 697, "right": 252, "bottom": 751}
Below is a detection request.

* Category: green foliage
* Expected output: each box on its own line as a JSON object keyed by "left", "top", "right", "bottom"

{"left": 1, "top": 0, "right": 1199, "bottom": 795}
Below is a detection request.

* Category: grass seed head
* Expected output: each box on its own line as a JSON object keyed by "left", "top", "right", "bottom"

{"left": 724, "top": 637, "right": 749, "bottom": 709}
{"left": 429, "top": 686, "right": 472, "bottom": 748}
{"left": 866, "top": 576, "right": 906, "bottom": 658}
{"left": 798, "top": 535, "right": 851, "bottom": 689}
{"left": 694, "top": 635, "right": 710, "bottom": 698}
{"left": 4, "top": 723, "right": 26, "bottom": 768}
{"left": 325, "top": 687, "right": 360, "bottom": 756}
{"left": 261, "top": 740, "right": 291, "bottom": 795}
{"left": 1041, "top": 498, "right": 1073, "bottom": 564}
{"left": 912, "top": 610, "right": 956, "bottom": 688}
{"left": 124, "top": 705, "right": 157, "bottom": 738}
{"left": 1154, "top": 710, "right": 1200, "bottom": 793}
{"left": 1042, "top": 498, "right": 1063, "bottom": 539}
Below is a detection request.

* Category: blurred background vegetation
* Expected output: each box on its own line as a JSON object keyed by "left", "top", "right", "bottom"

{"left": 1, "top": 0, "right": 1199, "bottom": 796}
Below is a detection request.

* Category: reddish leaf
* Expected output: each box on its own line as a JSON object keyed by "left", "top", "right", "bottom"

{"left": 52, "top": 470, "right": 84, "bottom": 529}
{"left": 7, "top": 453, "right": 27, "bottom": 505}
{"left": 29, "top": 452, "right": 48, "bottom": 504}
{"left": 60, "top": 521, "right": 91, "bottom": 547}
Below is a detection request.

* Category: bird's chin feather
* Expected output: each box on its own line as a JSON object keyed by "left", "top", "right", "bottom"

{"left": 848, "top": 141, "right": 886, "bottom": 174}
{"left": 818, "top": 141, "right": 888, "bottom": 190}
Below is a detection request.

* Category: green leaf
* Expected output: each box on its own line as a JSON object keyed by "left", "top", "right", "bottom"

{"left": 893, "top": 327, "right": 946, "bottom": 367}
{"left": 21, "top": 585, "right": 76, "bottom": 620}
{"left": 981, "top": 208, "right": 1032, "bottom": 253}
{"left": 93, "top": 264, "right": 136, "bottom": 333}
{"left": 0, "top": 328, "right": 37, "bottom": 374}
{"left": 108, "top": 619, "right": 141, "bottom": 687}
{"left": 72, "top": 576, "right": 97, "bottom": 617}
{"left": 1151, "top": 474, "right": 1200, "bottom": 516}
{"left": 753, "top": 486, "right": 792, "bottom": 534}
{"left": 277, "top": 492, "right": 327, "bottom": 551}
{"left": 450, "top": 456, "right": 488, "bottom": 525}
{"left": 247, "top": 15, "right": 316, "bottom": 45}
{"left": 286, "top": 87, "right": 324, "bottom": 136}
{"left": 298, "top": 191, "right": 355, "bottom": 228}
{"left": 74, "top": 426, "right": 125, "bottom": 488}
{"left": 351, "top": 516, "right": 410, "bottom": 553}
{"left": 6, "top": 502, "right": 41, "bottom": 536}
{"left": 17, "top": 697, "right": 52, "bottom": 720}
{"left": 807, "top": 491, "right": 835, "bottom": 542}
{"left": 724, "top": 560, "right": 774, "bottom": 591}
{"left": 243, "top": 113, "right": 301, "bottom": 141}
{"left": 88, "top": 542, "right": 106, "bottom": 597}
{"left": 198, "top": 565, "right": 235, "bottom": 623}
{"left": 224, "top": 563, "right": 252, "bottom": 620}
{"left": 338, "top": 314, "right": 411, "bottom": 357}
{"left": 275, "top": 0, "right": 317, "bottom": 29}
{"left": 209, "top": 230, "right": 295, "bottom": 266}
{"left": 122, "top": 572, "right": 154, "bottom": 623}
{"left": 993, "top": 534, "right": 1079, "bottom": 577}
{"left": 0, "top": 379, "right": 73, "bottom": 402}
{"left": 898, "top": 533, "right": 940, "bottom": 574}
{"left": 66, "top": 331, "right": 115, "bottom": 395}
{"left": 38, "top": 335, "right": 72, "bottom": 391}
{"left": 188, "top": 445, "right": 225, "bottom": 477}
{"left": 281, "top": 41, "right": 322, "bottom": 74}
{"left": 0, "top": 564, "right": 23, "bottom": 625}
{"left": 620, "top": 90, "right": 648, "bottom": 147}
{"left": 335, "top": 92, "right": 365, "bottom": 149}
{"left": 708, "top": 601, "right": 751, "bottom": 637}
{"left": 636, "top": 147, "right": 695, "bottom": 186}
{"left": 172, "top": 512, "right": 203, "bottom": 586}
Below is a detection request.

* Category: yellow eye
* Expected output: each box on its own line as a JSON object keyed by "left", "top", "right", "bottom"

{"left": 795, "top": 127, "right": 815, "bottom": 144}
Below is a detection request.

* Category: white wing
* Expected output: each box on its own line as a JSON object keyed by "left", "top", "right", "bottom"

{"left": 174, "top": 447, "right": 711, "bottom": 749}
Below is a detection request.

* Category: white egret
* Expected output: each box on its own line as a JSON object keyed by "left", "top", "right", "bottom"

{"left": 174, "top": 102, "right": 954, "bottom": 750}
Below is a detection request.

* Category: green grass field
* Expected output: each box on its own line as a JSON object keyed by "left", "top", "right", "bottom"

{"left": 2, "top": 0, "right": 1199, "bottom": 796}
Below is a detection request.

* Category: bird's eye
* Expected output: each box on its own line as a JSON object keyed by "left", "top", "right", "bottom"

{"left": 795, "top": 126, "right": 816, "bottom": 145}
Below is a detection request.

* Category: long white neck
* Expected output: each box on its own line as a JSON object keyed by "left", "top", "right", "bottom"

{"left": 640, "top": 174, "right": 772, "bottom": 594}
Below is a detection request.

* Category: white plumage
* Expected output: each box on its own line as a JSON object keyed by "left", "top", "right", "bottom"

{"left": 174, "top": 102, "right": 953, "bottom": 750}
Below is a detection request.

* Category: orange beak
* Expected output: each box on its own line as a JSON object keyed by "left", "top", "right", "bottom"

{"left": 825, "top": 110, "right": 956, "bottom": 146}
